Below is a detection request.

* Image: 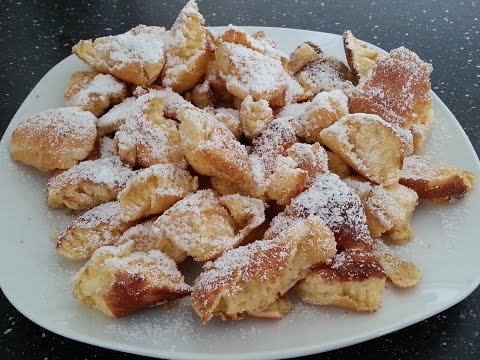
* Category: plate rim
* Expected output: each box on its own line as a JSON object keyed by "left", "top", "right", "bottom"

{"left": 1, "top": 26, "right": 479, "bottom": 360}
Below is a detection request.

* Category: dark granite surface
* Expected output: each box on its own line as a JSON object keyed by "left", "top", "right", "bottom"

{"left": 0, "top": 0, "right": 479, "bottom": 359}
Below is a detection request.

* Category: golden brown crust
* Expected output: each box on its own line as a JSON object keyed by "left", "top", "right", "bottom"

{"left": 327, "top": 151, "right": 355, "bottom": 179}
{"left": 73, "top": 241, "right": 190, "bottom": 317}
{"left": 191, "top": 215, "right": 336, "bottom": 323}
{"left": 286, "top": 173, "right": 373, "bottom": 251}
{"left": 288, "top": 42, "right": 319, "bottom": 75}
{"left": 400, "top": 155, "right": 475, "bottom": 202}
{"left": 320, "top": 113, "right": 404, "bottom": 186}
{"left": 64, "top": 71, "right": 128, "bottom": 117}
{"left": 118, "top": 164, "right": 198, "bottom": 221}
{"left": 297, "top": 273, "right": 385, "bottom": 312}
{"left": 348, "top": 47, "right": 432, "bottom": 129}
{"left": 56, "top": 202, "right": 137, "bottom": 260}
{"left": 10, "top": 107, "right": 97, "bottom": 172}
{"left": 296, "top": 90, "right": 349, "bottom": 143}
{"left": 154, "top": 190, "right": 266, "bottom": 262}
{"left": 312, "top": 249, "right": 386, "bottom": 282}
{"left": 298, "top": 250, "right": 386, "bottom": 312}
{"left": 191, "top": 81, "right": 215, "bottom": 108}
{"left": 343, "top": 30, "right": 380, "bottom": 79}
{"left": 371, "top": 239, "right": 421, "bottom": 288}
{"left": 47, "top": 156, "right": 134, "bottom": 211}
{"left": 160, "top": 1, "right": 210, "bottom": 92}
{"left": 178, "top": 107, "right": 251, "bottom": 184}
{"left": 73, "top": 25, "right": 167, "bottom": 87}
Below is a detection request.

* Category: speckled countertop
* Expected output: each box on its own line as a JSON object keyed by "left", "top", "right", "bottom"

{"left": 0, "top": 0, "right": 479, "bottom": 359}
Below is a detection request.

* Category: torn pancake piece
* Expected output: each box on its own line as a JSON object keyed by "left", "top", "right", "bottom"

{"left": 57, "top": 201, "right": 137, "bottom": 260}
{"left": 400, "top": 155, "right": 475, "bottom": 203}
{"left": 73, "top": 240, "right": 190, "bottom": 317}
{"left": 297, "top": 249, "right": 386, "bottom": 311}
{"left": 191, "top": 215, "right": 336, "bottom": 323}
{"left": 118, "top": 163, "right": 198, "bottom": 221}
{"left": 73, "top": 25, "right": 167, "bottom": 87}
{"left": 320, "top": 113, "right": 404, "bottom": 186}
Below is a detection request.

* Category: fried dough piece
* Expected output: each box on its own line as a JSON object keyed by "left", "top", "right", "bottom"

{"left": 57, "top": 202, "right": 137, "bottom": 260}
{"left": 160, "top": 1, "right": 210, "bottom": 92}
{"left": 114, "top": 92, "right": 186, "bottom": 168}
{"left": 65, "top": 71, "right": 128, "bottom": 117}
{"left": 218, "top": 26, "right": 288, "bottom": 64}
{"left": 320, "top": 113, "right": 404, "bottom": 186}
{"left": 73, "top": 240, "right": 190, "bottom": 317}
{"left": 297, "top": 249, "right": 386, "bottom": 311}
{"left": 204, "top": 107, "right": 242, "bottom": 140}
{"left": 343, "top": 30, "right": 380, "bottom": 78}
{"left": 371, "top": 239, "right": 421, "bottom": 288}
{"left": 327, "top": 151, "right": 355, "bottom": 179}
{"left": 283, "top": 72, "right": 310, "bottom": 104}
{"left": 118, "top": 220, "right": 187, "bottom": 263}
{"left": 178, "top": 106, "right": 251, "bottom": 183}
{"left": 288, "top": 42, "right": 319, "bottom": 75}
{"left": 251, "top": 117, "right": 298, "bottom": 173}
{"left": 345, "top": 176, "right": 419, "bottom": 243}
{"left": 239, "top": 95, "right": 274, "bottom": 140}
{"left": 10, "top": 107, "right": 97, "bottom": 172}
{"left": 155, "top": 190, "right": 266, "bottom": 262}
{"left": 216, "top": 41, "right": 286, "bottom": 101}
{"left": 348, "top": 47, "right": 433, "bottom": 131}
{"left": 295, "top": 44, "right": 355, "bottom": 97}
{"left": 118, "top": 163, "right": 198, "bottom": 221}
{"left": 73, "top": 25, "right": 167, "bottom": 87}
{"left": 47, "top": 156, "right": 134, "bottom": 211}
{"left": 145, "top": 86, "right": 195, "bottom": 120}
{"left": 266, "top": 157, "right": 308, "bottom": 205}
{"left": 191, "top": 80, "right": 215, "bottom": 108}
{"left": 86, "top": 136, "right": 118, "bottom": 160}
{"left": 286, "top": 173, "right": 373, "bottom": 251}
{"left": 210, "top": 153, "right": 268, "bottom": 201}
{"left": 249, "top": 296, "right": 293, "bottom": 320}
{"left": 295, "top": 90, "right": 349, "bottom": 143}
{"left": 97, "top": 97, "right": 136, "bottom": 137}
{"left": 266, "top": 143, "right": 329, "bottom": 205}
{"left": 399, "top": 155, "right": 475, "bottom": 203}
{"left": 191, "top": 215, "right": 336, "bottom": 323}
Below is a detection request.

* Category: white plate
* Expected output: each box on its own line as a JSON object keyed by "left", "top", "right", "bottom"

{"left": 1, "top": 27, "right": 479, "bottom": 360}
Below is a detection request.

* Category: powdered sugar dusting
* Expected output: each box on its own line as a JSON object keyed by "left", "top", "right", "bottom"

{"left": 157, "top": 190, "right": 239, "bottom": 258}
{"left": 66, "top": 73, "right": 125, "bottom": 107}
{"left": 62, "top": 201, "right": 123, "bottom": 230}
{"left": 104, "top": 248, "right": 190, "bottom": 292}
{"left": 287, "top": 173, "right": 372, "bottom": 248}
{"left": 221, "top": 42, "right": 285, "bottom": 98}
{"left": 97, "top": 97, "right": 136, "bottom": 133}
{"left": 252, "top": 118, "right": 297, "bottom": 173}
{"left": 94, "top": 25, "right": 166, "bottom": 69}
{"left": 296, "top": 56, "right": 355, "bottom": 95}
{"left": 16, "top": 107, "right": 96, "bottom": 142}
{"left": 47, "top": 156, "right": 134, "bottom": 190}
{"left": 193, "top": 238, "right": 291, "bottom": 294}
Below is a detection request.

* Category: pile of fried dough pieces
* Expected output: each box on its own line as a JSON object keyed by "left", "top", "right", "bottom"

{"left": 10, "top": 1, "right": 475, "bottom": 323}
